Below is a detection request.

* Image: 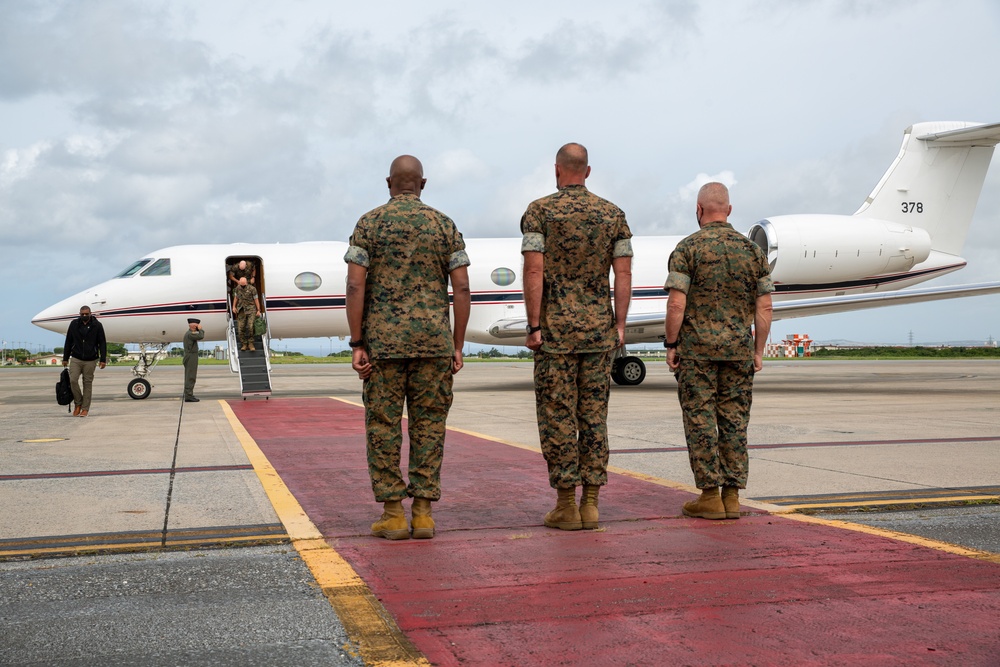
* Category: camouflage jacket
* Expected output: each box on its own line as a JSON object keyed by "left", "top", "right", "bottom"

{"left": 520, "top": 184, "right": 633, "bottom": 353}
{"left": 229, "top": 263, "right": 254, "bottom": 283}
{"left": 344, "top": 193, "right": 470, "bottom": 360}
{"left": 664, "top": 221, "right": 774, "bottom": 360}
{"left": 233, "top": 284, "right": 258, "bottom": 314}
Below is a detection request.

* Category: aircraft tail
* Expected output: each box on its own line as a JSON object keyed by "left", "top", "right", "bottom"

{"left": 854, "top": 121, "right": 1000, "bottom": 256}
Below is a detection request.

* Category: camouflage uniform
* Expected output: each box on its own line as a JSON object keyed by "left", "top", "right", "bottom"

{"left": 233, "top": 283, "right": 258, "bottom": 349}
{"left": 520, "top": 184, "right": 633, "bottom": 489}
{"left": 344, "top": 193, "right": 470, "bottom": 502}
{"left": 182, "top": 327, "right": 205, "bottom": 399}
{"left": 664, "top": 221, "right": 774, "bottom": 489}
{"left": 229, "top": 262, "right": 254, "bottom": 292}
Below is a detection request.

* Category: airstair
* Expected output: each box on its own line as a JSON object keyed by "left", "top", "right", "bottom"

{"left": 227, "top": 317, "right": 272, "bottom": 399}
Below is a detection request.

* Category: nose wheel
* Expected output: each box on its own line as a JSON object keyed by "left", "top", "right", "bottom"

{"left": 128, "top": 378, "right": 151, "bottom": 399}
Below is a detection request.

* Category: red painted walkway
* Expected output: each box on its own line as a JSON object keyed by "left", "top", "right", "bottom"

{"left": 229, "top": 398, "right": 1000, "bottom": 666}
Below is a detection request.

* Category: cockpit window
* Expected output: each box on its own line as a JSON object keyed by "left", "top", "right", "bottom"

{"left": 140, "top": 258, "right": 171, "bottom": 276}
{"left": 115, "top": 259, "right": 153, "bottom": 278}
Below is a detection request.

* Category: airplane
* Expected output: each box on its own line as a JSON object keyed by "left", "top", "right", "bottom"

{"left": 32, "top": 120, "right": 1000, "bottom": 397}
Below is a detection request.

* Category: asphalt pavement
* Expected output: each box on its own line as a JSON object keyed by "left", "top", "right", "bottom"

{"left": 0, "top": 359, "right": 997, "bottom": 665}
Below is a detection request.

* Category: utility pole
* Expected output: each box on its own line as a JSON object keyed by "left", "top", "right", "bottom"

{"left": 908, "top": 330, "right": 914, "bottom": 346}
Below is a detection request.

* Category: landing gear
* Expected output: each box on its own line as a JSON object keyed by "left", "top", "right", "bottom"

{"left": 612, "top": 355, "right": 646, "bottom": 386}
{"left": 127, "top": 342, "right": 169, "bottom": 400}
{"left": 128, "top": 378, "right": 151, "bottom": 400}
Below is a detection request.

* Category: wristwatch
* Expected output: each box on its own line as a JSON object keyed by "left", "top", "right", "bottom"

{"left": 663, "top": 339, "right": 679, "bottom": 349}
{"left": 526, "top": 324, "right": 542, "bottom": 334}
{"left": 348, "top": 339, "right": 365, "bottom": 348}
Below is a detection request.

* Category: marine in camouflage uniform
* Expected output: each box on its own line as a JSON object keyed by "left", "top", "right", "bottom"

{"left": 232, "top": 279, "right": 260, "bottom": 351}
{"left": 664, "top": 182, "right": 773, "bottom": 520}
{"left": 521, "top": 142, "right": 633, "bottom": 531}
{"left": 228, "top": 260, "right": 255, "bottom": 294}
{"left": 344, "top": 154, "right": 471, "bottom": 540}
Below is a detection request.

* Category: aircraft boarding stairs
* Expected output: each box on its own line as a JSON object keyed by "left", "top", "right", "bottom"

{"left": 227, "top": 317, "right": 272, "bottom": 399}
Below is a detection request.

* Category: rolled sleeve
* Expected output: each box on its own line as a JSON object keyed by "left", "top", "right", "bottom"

{"left": 521, "top": 232, "right": 545, "bottom": 254}
{"left": 664, "top": 271, "right": 691, "bottom": 293}
{"left": 343, "top": 245, "right": 370, "bottom": 267}
{"left": 757, "top": 275, "right": 775, "bottom": 295}
{"left": 448, "top": 249, "right": 471, "bottom": 272}
{"left": 613, "top": 238, "right": 633, "bottom": 258}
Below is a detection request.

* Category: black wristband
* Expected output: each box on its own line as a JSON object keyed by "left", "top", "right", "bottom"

{"left": 526, "top": 324, "right": 542, "bottom": 334}
{"left": 663, "top": 339, "right": 679, "bottom": 349}
{"left": 348, "top": 339, "right": 364, "bottom": 348}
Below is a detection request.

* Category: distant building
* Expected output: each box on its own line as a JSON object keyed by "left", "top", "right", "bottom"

{"left": 765, "top": 334, "right": 813, "bottom": 358}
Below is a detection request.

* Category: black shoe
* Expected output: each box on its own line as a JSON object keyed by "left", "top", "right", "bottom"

{"left": 184, "top": 396, "right": 200, "bottom": 403}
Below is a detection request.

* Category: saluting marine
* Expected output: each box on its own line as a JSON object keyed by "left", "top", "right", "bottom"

{"left": 182, "top": 318, "right": 205, "bottom": 402}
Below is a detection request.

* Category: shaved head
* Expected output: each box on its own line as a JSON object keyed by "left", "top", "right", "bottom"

{"left": 697, "top": 182, "right": 732, "bottom": 224}
{"left": 238, "top": 260, "right": 246, "bottom": 270}
{"left": 387, "top": 155, "right": 426, "bottom": 195}
{"left": 555, "top": 143, "right": 588, "bottom": 174}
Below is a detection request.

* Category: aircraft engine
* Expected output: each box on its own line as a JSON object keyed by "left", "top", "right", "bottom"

{"left": 748, "top": 215, "right": 932, "bottom": 285}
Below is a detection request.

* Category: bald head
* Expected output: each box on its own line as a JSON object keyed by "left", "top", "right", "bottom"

{"left": 387, "top": 155, "right": 426, "bottom": 196}
{"left": 696, "top": 182, "right": 732, "bottom": 225}
{"left": 238, "top": 260, "right": 247, "bottom": 270}
{"left": 554, "top": 143, "right": 590, "bottom": 187}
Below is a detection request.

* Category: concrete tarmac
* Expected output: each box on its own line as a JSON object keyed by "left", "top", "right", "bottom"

{"left": 0, "top": 359, "right": 998, "bottom": 665}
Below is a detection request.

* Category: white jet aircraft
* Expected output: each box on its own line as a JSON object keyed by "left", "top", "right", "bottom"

{"left": 33, "top": 121, "right": 1000, "bottom": 397}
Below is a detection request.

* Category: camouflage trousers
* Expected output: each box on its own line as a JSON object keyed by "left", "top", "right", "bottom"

{"left": 533, "top": 349, "right": 613, "bottom": 489}
{"left": 235, "top": 310, "right": 255, "bottom": 347}
{"left": 676, "top": 359, "right": 755, "bottom": 489}
{"left": 363, "top": 356, "right": 454, "bottom": 502}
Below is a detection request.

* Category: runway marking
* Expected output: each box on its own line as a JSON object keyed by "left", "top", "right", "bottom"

{"left": 0, "top": 524, "right": 286, "bottom": 559}
{"left": 755, "top": 485, "right": 1000, "bottom": 510}
{"left": 782, "top": 513, "right": 1000, "bottom": 564}
{"left": 611, "top": 434, "right": 1000, "bottom": 454}
{"left": 0, "top": 464, "right": 254, "bottom": 482}
{"left": 221, "top": 399, "right": 429, "bottom": 667}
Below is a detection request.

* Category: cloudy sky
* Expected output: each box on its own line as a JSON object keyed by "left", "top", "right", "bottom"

{"left": 2, "top": 0, "right": 999, "bottom": 355}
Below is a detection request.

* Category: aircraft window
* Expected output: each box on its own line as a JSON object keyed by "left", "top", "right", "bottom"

{"left": 294, "top": 272, "right": 322, "bottom": 291}
{"left": 140, "top": 258, "right": 172, "bottom": 276}
{"left": 115, "top": 259, "right": 152, "bottom": 278}
{"left": 491, "top": 267, "right": 516, "bottom": 287}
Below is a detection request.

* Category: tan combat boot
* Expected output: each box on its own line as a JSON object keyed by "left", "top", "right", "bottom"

{"left": 580, "top": 485, "right": 601, "bottom": 529}
{"left": 544, "top": 487, "right": 582, "bottom": 530}
{"left": 371, "top": 500, "right": 409, "bottom": 540}
{"left": 248, "top": 343, "right": 256, "bottom": 351}
{"left": 682, "top": 487, "right": 726, "bottom": 520}
{"left": 410, "top": 497, "right": 435, "bottom": 539}
{"left": 721, "top": 486, "right": 741, "bottom": 520}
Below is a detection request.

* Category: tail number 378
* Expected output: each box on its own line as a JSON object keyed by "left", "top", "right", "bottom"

{"left": 902, "top": 202, "right": 923, "bottom": 213}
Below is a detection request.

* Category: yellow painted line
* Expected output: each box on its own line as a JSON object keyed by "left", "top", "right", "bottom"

{"left": 779, "top": 494, "right": 1000, "bottom": 510}
{"left": 220, "top": 400, "right": 430, "bottom": 667}
{"left": 21, "top": 438, "right": 68, "bottom": 443}
{"left": 783, "top": 513, "right": 1000, "bottom": 564}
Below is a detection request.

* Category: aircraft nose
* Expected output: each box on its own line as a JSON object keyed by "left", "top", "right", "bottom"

{"left": 32, "top": 291, "right": 102, "bottom": 334}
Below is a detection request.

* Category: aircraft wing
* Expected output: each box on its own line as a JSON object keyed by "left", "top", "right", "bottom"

{"left": 487, "top": 281, "right": 1000, "bottom": 344}
{"left": 619, "top": 282, "right": 1000, "bottom": 330}
{"left": 769, "top": 281, "right": 1000, "bottom": 320}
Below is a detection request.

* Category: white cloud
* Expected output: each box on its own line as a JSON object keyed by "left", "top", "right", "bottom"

{"left": 2, "top": 0, "right": 1000, "bottom": 349}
